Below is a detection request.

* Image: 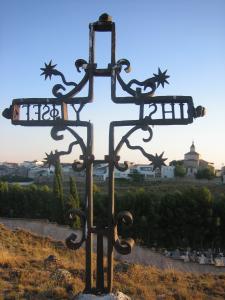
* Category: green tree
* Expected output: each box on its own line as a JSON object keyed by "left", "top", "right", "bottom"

{"left": 128, "top": 170, "right": 145, "bottom": 183}
{"left": 196, "top": 168, "right": 215, "bottom": 180}
{"left": 65, "top": 176, "right": 80, "bottom": 228}
{"left": 0, "top": 181, "right": 55, "bottom": 222}
{"left": 69, "top": 176, "right": 79, "bottom": 205}
{"left": 169, "top": 160, "right": 183, "bottom": 166}
{"left": 53, "top": 160, "right": 64, "bottom": 223}
{"left": 0, "top": 181, "right": 9, "bottom": 216}
{"left": 174, "top": 165, "right": 186, "bottom": 177}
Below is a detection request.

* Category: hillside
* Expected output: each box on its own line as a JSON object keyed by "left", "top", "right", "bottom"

{"left": 0, "top": 224, "right": 225, "bottom": 300}
{"left": 61, "top": 179, "right": 225, "bottom": 203}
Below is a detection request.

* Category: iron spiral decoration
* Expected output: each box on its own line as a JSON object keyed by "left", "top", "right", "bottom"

{"left": 115, "top": 59, "right": 169, "bottom": 98}
{"left": 44, "top": 125, "right": 87, "bottom": 171}
{"left": 40, "top": 59, "right": 89, "bottom": 100}
{"left": 65, "top": 208, "right": 87, "bottom": 250}
{"left": 114, "top": 211, "right": 135, "bottom": 255}
{"left": 43, "top": 125, "right": 88, "bottom": 251}
{"left": 114, "top": 124, "right": 167, "bottom": 171}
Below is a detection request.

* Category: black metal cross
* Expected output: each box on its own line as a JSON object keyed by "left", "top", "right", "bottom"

{"left": 3, "top": 13, "right": 205, "bottom": 294}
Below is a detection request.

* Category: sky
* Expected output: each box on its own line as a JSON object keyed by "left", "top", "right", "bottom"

{"left": 0, "top": 0, "right": 225, "bottom": 168}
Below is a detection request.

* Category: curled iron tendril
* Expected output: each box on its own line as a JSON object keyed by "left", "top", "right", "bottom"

{"left": 115, "top": 59, "right": 169, "bottom": 98}
{"left": 114, "top": 211, "right": 135, "bottom": 255}
{"left": 114, "top": 125, "right": 167, "bottom": 170}
{"left": 114, "top": 125, "right": 153, "bottom": 171}
{"left": 65, "top": 208, "right": 86, "bottom": 250}
{"left": 43, "top": 126, "right": 87, "bottom": 170}
{"left": 40, "top": 59, "right": 89, "bottom": 99}
{"left": 72, "top": 159, "right": 86, "bottom": 172}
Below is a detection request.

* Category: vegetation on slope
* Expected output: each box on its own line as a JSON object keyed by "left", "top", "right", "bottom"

{"left": 0, "top": 224, "right": 225, "bottom": 299}
{"left": 95, "top": 186, "right": 225, "bottom": 249}
{"left": 1, "top": 181, "right": 225, "bottom": 249}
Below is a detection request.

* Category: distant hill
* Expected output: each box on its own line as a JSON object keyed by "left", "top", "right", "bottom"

{"left": 0, "top": 224, "right": 225, "bottom": 299}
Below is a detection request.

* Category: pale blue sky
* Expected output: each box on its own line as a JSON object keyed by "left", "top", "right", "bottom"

{"left": 0, "top": 0, "right": 225, "bottom": 168}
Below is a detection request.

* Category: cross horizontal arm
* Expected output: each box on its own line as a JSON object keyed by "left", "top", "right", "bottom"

{"left": 2, "top": 96, "right": 204, "bottom": 127}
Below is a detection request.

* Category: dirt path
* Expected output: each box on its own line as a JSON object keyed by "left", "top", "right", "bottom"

{"left": 1, "top": 217, "right": 225, "bottom": 274}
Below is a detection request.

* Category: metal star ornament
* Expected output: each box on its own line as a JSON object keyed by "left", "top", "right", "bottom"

{"left": 153, "top": 68, "right": 170, "bottom": 88}
{"left": 40, "top": 60, "right": 57, "bottom": 80}
{"left": 150, "top": 152, "right": 167, "bottom": 170}
{"left": 43, "top": 151, "right": 59, "bottom": 168}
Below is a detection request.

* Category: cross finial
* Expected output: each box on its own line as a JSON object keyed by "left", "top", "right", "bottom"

{"left": 99, "top": 13, "right": 112, "bottom": 22}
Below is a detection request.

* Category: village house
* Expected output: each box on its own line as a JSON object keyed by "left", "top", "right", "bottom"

{"left": 93, "top": 163, "right": 175, "bottom": 182}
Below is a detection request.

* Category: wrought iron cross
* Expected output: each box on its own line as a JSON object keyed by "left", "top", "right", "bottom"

{"left": 3, "top": 13, "right": 205, "bottom": 294}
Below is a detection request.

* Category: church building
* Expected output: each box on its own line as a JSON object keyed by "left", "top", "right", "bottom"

{"left": 183, "top": 142, "right": 214, "bottom": 176}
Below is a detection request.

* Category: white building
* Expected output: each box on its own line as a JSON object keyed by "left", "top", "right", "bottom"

{"left": 28, "top": 166, "right": 52, "bottom": 179}
{"left": 161, "top": 166, "right": 175, "bottom": 178}
{"left": 20, "top": 160, "right": 44, "bottom": 168}
{"left": 93, "top": 164, "right": 131, "bottom": 181}
{"left": 93, "top": 164, "right": 108, "bottom": 181}
{"left": 93, "top": 163, "right": 175, "bottom": 182}
{"left": 114, "top": 167, "right": 131, "bottom": 180}
{"left": 129, "top": 164, "right": 155, "bottom": 180}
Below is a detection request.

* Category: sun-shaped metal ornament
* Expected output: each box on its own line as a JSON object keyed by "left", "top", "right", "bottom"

{"left": 43, "top": 150, "right": 59, "bottom": 168}
{"left": 153, "top": 68, "right": 170, "bottom": 88}
{"left": 40, "top": 60, "right": 57, "bottom": 80}
{"left": 150, "top": 152, "right": 167, "bottom": 170}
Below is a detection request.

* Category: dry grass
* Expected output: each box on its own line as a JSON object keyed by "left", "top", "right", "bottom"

{"left": 0, "top": 224, "right": 225, "bottom": 299}
{"left": 114, "top": 264, "right": 225, "bottom": 300}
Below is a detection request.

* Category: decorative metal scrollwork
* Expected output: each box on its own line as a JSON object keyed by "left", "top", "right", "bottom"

{"left": 65, "top": 208, "right": 87, "bottom": 250}
{"left": 43, "top": 125, "right": 87, "bottom": 171}
{"left": 114, "top": 124, "right": 167, "bottom": 171}
{"left": 114, "top": 211, "right": 135, "bottom": 255}
{"left": 40, "top": 59, "right": 89, "bottom": 100}
{"left": 115, "top": 59, "right": 169, "bottom": 97}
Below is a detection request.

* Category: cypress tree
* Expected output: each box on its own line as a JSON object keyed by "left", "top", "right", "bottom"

{"left": 65, "top": 176, "right": 80, "bottom": 228}
{"left": 70, "top": 176, "right": 79, "bottom": 208}
{"left": 53, "top": 160, "right": 64, "bottom": 223}
{"left": 0, "top": 182, "right": 9, "bottom": 216}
